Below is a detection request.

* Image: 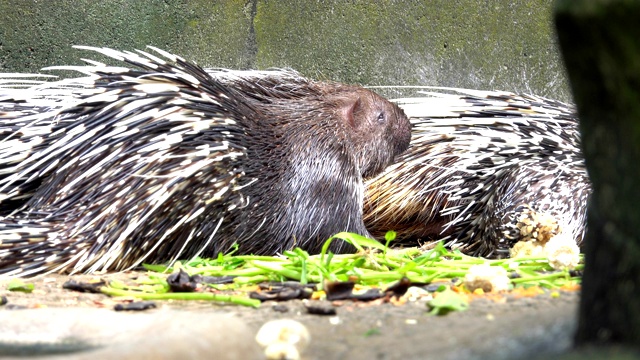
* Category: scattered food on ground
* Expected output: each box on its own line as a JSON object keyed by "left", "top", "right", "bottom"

{"left": 0, "top": 235, "right": 581, "bottom": 314}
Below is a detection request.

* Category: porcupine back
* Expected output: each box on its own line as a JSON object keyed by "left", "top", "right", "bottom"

{"left": 0, "top": 74, "right": 92, "bottom": 213}
{"left": 364, "top": 88, "right": 590, "bottom": 257}
{"left": 0, "top": 46, "right": 411, "bottom": 277}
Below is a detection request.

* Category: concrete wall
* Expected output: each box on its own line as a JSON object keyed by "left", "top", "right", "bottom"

{"left": 0, "top": 0, "right": 570, "bottom": 102}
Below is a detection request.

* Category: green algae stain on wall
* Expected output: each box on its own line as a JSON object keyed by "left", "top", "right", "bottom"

{"left": 1, "top": 1, "right": 188, "bottom": 72}
{"left": 253, "top": 0, "right": 568, "bottom": 101}
{"left": 422, "top": 1, "right": 564, "bottom": 95}
{"left": 175, "top": 0, "right": 254, "bottom": 69}
{"left": 0, "top": 0, "right": 252, "bottom": 73}
{"left": 0, "top": 0, "right": 569, "bottom": 101}
{"left": 254, "top": 1, "right": 408, "bottom": 84}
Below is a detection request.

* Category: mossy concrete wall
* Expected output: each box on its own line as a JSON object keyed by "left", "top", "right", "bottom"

{"left": 0, "top": 0, "right": 570, "bottom": 102}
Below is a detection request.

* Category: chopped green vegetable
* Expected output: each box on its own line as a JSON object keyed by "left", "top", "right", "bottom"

{"left": 7, "top": 279, "right": 35, "bottom": 293}
{"left": 114, "top": 233, "right": 583, "bottom": 307}
{"left": 100, "top": 286, "right": 261, "bottom": 308}
{"left": 427, "top": 287, "right": 469, "bottom": 315}
{"left": 363, "top": 328, "right": 382, "bottom": 337}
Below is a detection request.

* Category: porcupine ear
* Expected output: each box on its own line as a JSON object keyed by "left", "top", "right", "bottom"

{"left": 340, "top": 96, "right": 363, "bottom": 129}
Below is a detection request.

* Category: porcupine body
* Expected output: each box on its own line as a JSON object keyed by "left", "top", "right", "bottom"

{"left": 0, "top": 46, "right": 411, "bottom": 277}
{"left": 364, "top": 88, "right": 590, "bottom": 257}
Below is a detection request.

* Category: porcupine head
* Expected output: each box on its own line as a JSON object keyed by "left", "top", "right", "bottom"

{"left": 232, "top": 83, "right": 411, "bottom": 255}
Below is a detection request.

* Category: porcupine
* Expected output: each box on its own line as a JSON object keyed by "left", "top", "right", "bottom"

{"left": 0, "top": 46, "right": 411, "bottom": 277}
{"left": 363, "top": 88, "right": 590, "bottom": 258}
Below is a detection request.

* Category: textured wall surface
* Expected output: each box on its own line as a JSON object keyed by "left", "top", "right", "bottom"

{"left": 0, "top": 0, "right": 570, "bottom": 101}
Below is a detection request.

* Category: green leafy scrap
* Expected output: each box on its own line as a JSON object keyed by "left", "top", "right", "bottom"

{"left": 427, "top": 287, "right": 469, "bottom": 316}
{"left": 99, "top": 231, "right": 583, "bottom": 308}
{"left": 7, "top": 279, "right": 35, "bottom": 293}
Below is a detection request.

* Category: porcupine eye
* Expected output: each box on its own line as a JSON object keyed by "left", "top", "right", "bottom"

{"left": 376, "top": 111, "right": 386, "bottom": 124}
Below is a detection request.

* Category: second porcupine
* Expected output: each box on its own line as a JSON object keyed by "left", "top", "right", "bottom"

{"left": 0, "top": 46, "right": 411, "bottom": 277}
{"left": 363, "top": 88, "right": 591, "bottom": 258}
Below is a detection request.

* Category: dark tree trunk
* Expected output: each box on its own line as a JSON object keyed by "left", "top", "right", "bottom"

{"left": 555, "top": 0, "right": 640, "bottom": 347}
